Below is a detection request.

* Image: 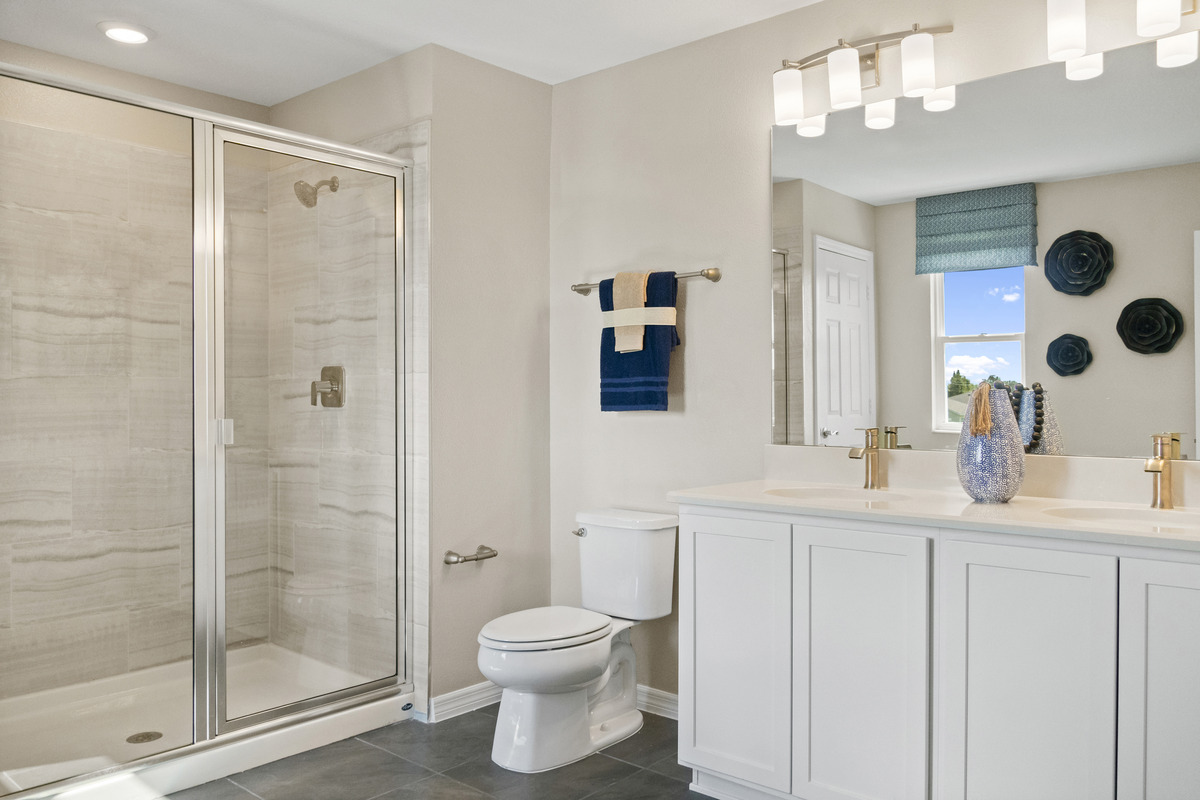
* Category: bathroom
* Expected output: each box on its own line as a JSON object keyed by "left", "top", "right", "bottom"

{"left": 1, "top": 0, "right": 1199, "bottom": 797}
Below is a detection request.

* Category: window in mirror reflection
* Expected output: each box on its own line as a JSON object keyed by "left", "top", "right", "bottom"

{"left": 932, "top": 266, "right": 1026, "bottom": 431}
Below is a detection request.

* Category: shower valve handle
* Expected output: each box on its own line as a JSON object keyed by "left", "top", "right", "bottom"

{"left": 310, "top": 366, "right": 347, "bottom": 408}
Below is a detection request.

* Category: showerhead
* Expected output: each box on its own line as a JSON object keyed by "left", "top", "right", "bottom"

{"left": 294, "top": 176, "right": 339, "bottom": 208}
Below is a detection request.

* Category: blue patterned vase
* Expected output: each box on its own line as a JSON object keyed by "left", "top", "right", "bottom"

{"left": 957, "top": 383, "right": 1025, "bottom": 503}
{"left": 1018, "top": 386, "right": 1065, "bottom": 456}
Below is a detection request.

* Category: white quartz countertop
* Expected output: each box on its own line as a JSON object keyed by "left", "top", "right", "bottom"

{"left": 668, "top": 480, "right": 1200, "bottom": 552}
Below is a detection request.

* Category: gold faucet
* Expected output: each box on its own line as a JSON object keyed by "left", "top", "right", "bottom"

{"left": 1144, "top": 433, "right": 1179, "bottom": 509}
{"left": 848, "top": 427, "right": 881, "bottom": 489}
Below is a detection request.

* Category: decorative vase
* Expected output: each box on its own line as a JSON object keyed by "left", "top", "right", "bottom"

{"left": 957, "top": 383, "right": 1025, "bottom": 503}
{"left": 1017, "top": 384, "right": 1065, "bottom": 456}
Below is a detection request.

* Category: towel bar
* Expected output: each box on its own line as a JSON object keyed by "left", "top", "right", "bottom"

{"left": 444, "top": 545, "right": 498, "bottom": 565}
{"left": 570, "top": 268, "right": 721, "bottom": 296}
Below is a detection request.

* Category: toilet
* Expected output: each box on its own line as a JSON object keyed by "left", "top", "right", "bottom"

{"left": 476, "top": 508, "right": 678, "bottom": 773}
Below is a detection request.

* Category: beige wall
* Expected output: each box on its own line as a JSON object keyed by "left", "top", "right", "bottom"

{"left": 272, "top": 45, "right": 553, "bottom": 697}
{"left": 547, "top": 0, "right": 1189, "bottom": 694}
{"left": 878, "top": 163, "right": 1200, "bottom": 455}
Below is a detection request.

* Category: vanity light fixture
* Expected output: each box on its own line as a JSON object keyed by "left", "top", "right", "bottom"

{"left": 864, "top": 99, "right": 896, "bottom": 129}
{"left": 98, "top": 21, "right": 154, "bottom": 44}
{"left": 923, "top": 85, "right": 956, "bottom": 111}
{"left": 795, "top": 115, "right": 827, "bottom": 137}
{"left": 1137, "top": 0, "right": 1182, "bottom": 36}
{"left": 1065, "top": 52, "right": 1105, "bottom": 79}
{"left": 773, "top": 23, "right": 952, "bottom": 124}
{"left": 1156, "top": 29, "right": 1199, "bottom": 66}
{"left": 1047, "top": 0, "right": 1088, "bottom": 61}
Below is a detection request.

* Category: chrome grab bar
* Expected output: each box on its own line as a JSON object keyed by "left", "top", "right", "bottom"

{"left": 444, "top": 545, "right": 499, "bottom": 565}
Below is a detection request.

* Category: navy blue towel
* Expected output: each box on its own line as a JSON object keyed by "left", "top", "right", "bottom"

{"left": 599, "top": 271, "right": 679, "bottom": 411}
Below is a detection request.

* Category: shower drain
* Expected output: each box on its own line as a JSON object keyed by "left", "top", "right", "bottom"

{"left": 126, "top": 731, "right": 163, "bottom": 744}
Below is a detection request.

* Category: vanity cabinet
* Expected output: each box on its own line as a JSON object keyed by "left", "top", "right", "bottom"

{"left": 679, "top": 512, "right": 930, "bottom": 800}
{"left": 1117, "top": 558, "right": 1200, "bottom": 800}
{"left": 938, "top": 540, "right": 1118, "bottom": 800}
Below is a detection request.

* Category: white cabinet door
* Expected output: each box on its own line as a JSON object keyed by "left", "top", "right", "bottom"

{"left": 793, "top": 525, "right": 929, "bottom": 800}
{"left": 939, "top": 540, "right": 1117, "bottom": 800}
{"left": 679, "top": 514, "right": 793, "bottom": 793}
{"left": 1118, "top": 558, "right": 1200, "bottom": 800}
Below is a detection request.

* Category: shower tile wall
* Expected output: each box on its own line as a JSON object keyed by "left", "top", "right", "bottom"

{"left": 0, "top": 118, "right": 193, "bottom": 698}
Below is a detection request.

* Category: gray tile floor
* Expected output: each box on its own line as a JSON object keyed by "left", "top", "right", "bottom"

{"left": 168, "top": 706, "right": 703, "bottom": 799}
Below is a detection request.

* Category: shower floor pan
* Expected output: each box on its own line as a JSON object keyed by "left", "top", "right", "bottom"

{"left": 0, "top": 644, "right": 371, "bottom": 794}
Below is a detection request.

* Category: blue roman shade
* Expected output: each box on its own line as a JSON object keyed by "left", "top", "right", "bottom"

{"left": 915, "top": 183, "right": 1038, "bottom": 274}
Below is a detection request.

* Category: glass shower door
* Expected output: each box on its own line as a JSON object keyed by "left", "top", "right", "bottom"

{"left": 216, "top": 132, "right": 400, "bottom": 727}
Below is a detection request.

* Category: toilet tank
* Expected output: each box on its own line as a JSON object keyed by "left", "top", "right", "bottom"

{"left": 575, "top": 508, "right": 678, "bottom": 620}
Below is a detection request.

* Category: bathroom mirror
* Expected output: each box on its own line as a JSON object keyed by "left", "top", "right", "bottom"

{"left": 771, "top": 40, "right": 1200, "bottom": 458}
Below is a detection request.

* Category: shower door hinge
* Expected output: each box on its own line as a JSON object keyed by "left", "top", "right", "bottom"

{"left": 216, "top": 418, "right": 235, "bottom": 446}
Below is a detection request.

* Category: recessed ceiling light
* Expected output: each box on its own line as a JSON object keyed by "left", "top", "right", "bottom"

{"left": 98, "top": 21, "right": 153, "bottom": 45}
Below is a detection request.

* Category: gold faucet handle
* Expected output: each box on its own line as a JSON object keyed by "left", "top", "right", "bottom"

{"left": 854, "top": 427, "right": 880, "bottom": 448}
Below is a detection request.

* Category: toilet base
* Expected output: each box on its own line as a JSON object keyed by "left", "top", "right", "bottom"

{"left": 489, "top": 631, "right": 641, "bottom": 773}
{"left": 491, "top": 688, "right": 642, "bottom": 773}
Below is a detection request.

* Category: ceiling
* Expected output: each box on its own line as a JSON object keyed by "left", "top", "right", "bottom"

{"left": 771, "top": 39, "right": 1200, "bottom": 205}
{"left": 0, "top": 0, "right": 826, "bottom": 106}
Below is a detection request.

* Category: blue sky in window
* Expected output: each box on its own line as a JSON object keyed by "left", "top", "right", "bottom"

{"left": 944, "top": 266, "right": 1026, "bottom": 337}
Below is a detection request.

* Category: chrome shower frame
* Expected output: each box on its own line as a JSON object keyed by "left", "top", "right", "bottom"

{"left": 0, "top": 59, "right": 416, "bottom": 800}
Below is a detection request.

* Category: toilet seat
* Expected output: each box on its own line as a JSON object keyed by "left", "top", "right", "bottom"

{"left": 478, "top": 606, "right": 612, "bottom": 652}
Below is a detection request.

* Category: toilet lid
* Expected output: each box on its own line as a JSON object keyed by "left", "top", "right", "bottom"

{"left": 478, "top": 606, "right": 612, "bottom": 652}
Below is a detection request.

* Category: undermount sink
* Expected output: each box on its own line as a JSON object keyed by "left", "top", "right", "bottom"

{"left": 765, "top": 486, "right": 912, "bottom": 503}
{"left": 1041, "top": 505, "right": 1200, "bottom": 532}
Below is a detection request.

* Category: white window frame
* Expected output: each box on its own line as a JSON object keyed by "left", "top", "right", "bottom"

{"left": 930, "top": 273, "right": 1025, "bottom": 433}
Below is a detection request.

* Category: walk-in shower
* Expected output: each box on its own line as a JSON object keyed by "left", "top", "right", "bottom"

{"left": 0, "top": 70, "right": 409, "bottom": 798}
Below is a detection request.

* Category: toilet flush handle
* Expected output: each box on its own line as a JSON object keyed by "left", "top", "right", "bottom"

{"left": 572, "top": 527, "right": 587, "bottom": 537}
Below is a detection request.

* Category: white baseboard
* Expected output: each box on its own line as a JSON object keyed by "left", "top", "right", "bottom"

{"left": 636, "top": 685, "right": 678, "bottom": 720}
{"left": 424, "top": 680, "right": 502, "bottom": 722}
{"left": 425, "top": 681, "right": 678, "bottom": 723}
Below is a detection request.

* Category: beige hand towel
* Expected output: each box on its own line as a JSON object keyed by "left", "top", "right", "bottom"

{"left": 613, "top": 271, "right": 650, "bottom": 353}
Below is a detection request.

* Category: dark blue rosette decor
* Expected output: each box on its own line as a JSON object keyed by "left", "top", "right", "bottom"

{"left": 1116, "top": 298, "right": 1184, "bottom": 354}
{"left": 1044, "top": 230, "right": 1114, "bottom": 295}
{"left": 1046, "top": 333, "right": 1092, "bottom": 376}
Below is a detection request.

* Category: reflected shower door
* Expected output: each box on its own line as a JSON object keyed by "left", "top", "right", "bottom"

{"left": 217, "top": 132, "right": 400, "bottom": 727}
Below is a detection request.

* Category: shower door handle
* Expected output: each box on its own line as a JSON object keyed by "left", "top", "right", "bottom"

{"left": 310, "top": 366, "right": 346, "bottom": 407}
{"left": 216, "top": 418, "right": 235, "bottom": 445}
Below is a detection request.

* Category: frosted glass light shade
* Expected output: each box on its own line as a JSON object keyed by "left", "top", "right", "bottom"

{"left": 828, "top": 46, "right": 863, "bottom": 109}
{"left": 1047, "top": 0, "right": 1087, "bottom": 61}
{"left": 901, "top": 32, "right": 936, "bottom": 97}
{"left": 773, "top": 68, "right": 806, "bottom": 126}
{"left": 864, "top": 99, "right": 895, "bottom": 130}
{"left": 1066, "top": 52, "right": 1104, "bottom": 80}
{"left": 1157, "top": 30, "right": 1198, "bottom": 67}
{"left": 923, "top": 85, "right": 956, "bottom": 111}
{"left": 796, "top": 115, "right": 827, "bottom": 137}
{"left": 1137, "top": 0, "right": 1181, "bottom": 37}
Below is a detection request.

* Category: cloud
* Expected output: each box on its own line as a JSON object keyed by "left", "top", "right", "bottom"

{"left": 1002, "top": 292, "right": 1021, "bottom": 302}
{"left": 947, "top": 354, "right": 1012, "bottom": 380}
{"left": 988, "top": 284, "right": 1022, "bottom": 300}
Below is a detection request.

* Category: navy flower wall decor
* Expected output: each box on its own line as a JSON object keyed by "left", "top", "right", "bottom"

{"left": 1117, "top": 298, "right": 1184, "bottom": 354}
{"left": 1044, "top": 230, "right": 1114, "bottom": 295}
{"left": 1046, "top": 333, "right": 1093, "bottom": 376}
